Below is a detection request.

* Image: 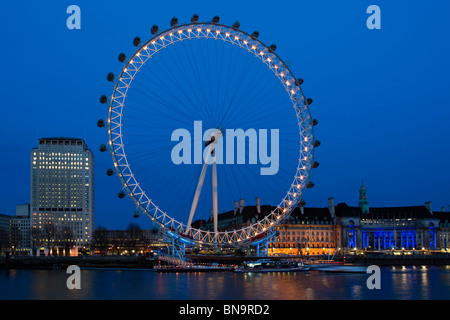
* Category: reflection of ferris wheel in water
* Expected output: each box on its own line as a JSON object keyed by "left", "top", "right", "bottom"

{"left": 97, "top": 14, "right": 320, "bottom": 247}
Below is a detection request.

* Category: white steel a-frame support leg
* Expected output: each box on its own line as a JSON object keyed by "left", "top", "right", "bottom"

{"left": 185, "top": 129, "right": 222, "bottom": 236}
{"left": 212, "top": 150, "right": 218, "bottom": 234}
{"left": 185, "top": 148, "right": 212, "bottom": 233}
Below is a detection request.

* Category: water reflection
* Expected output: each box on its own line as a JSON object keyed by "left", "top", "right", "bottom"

{"left": 1, "top": 266, "right": 449, "bottom": 300}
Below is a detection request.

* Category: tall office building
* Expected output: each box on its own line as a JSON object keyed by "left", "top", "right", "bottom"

{"left": 31, "top": 138, "right": 94, "bottom": 255}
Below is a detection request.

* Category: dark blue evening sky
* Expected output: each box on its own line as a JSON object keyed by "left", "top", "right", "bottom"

{"left": 1, "top": 0, "right": 449, "bottom": 229}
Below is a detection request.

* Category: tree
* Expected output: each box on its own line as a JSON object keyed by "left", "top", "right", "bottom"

{"left": 93, "top": 225, "right": 109, "bottom": 255}
{"left": 0, "top": 229, "right": 9, "bottom": 255}
{"left": 126, "top": 223, "right": 144, "bottom": 254}
{"left": 9, "top": 226, "right": 22, "bottom": 254}
{"left": 58, "top": 227, "right": 75, "bottom": 256}
{"left": 43, "top": 222, "right": 56, "bottom": 255}
{"left": 31, "top": 227, "right": 45, "bottom": 256}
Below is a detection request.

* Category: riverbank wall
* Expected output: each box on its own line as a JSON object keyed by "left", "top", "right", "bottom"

{"left": 1, "top": 252, "right": 450, "bottom": 270}
{"left": 0, "top": 255, "right": 154, "bottom": 270}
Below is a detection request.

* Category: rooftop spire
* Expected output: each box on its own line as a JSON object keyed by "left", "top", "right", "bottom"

{"left": 358, "top": 182, "right": 369, "bottom": 214}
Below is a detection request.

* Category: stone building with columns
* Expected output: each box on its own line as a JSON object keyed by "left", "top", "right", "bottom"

{"left": 270, "top": 203, "right": 339, "bottom": 256}
{"left": 434, "top": 207, "right": 450, "bottom": 250}
{"left": 201, "top": 197, "right": 340, "bottom": 256}
{"left": 336, "top": 184, "right": 442, "bottom": 251}
{"left": 195, "top": 184, "right": 448, "bottom": 255}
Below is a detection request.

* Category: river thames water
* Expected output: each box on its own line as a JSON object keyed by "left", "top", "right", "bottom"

{"left": 1, "top": 265, "right": 450, "bottom": 300}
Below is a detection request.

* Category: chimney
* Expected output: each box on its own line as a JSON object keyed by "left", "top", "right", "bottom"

{"left": 256, "top": 197, "right": 261, "bottom": 214}
{"left": 234, "top": 201, "right": 239, "bottom": 215}
{"left": 328, "top": 197, "right": 336, "bottom": 219}
{"left": 425, "top": 201, "right": 432, "bottom": 214}
{"left": 298, "top": 200, "right": 305, "bottom": 215}
{"left": 240, "top": 199, "right": 245, "bottom": 214}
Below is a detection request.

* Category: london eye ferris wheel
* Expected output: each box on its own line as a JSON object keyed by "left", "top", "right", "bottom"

{"left": 97, "top": 14, "right": 320, "bottom": 247}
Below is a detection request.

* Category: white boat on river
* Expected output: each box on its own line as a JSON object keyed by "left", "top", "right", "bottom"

{"left": 308, "top": 262, "right": 367, "bottom": 273}
{"left": 234, "top": 259, "right": 310, "bottom": 273}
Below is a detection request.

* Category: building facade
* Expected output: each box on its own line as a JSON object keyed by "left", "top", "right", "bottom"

{"left": 93, "top": 227, "right": 167, "bottom": 255}
{"left": 30, "top": 138, "right": 94, "bottom": 255}
{"left": 9, "top": 204, "right": 31, "bottom": 254}
{"left": 0, "top": 213, "right": 10, "bottom": 254}
{"left": 336, "top": 185, "right": 442, "bottom": 252}
{"left": 270, "top": 203, "right": 339, "bottom": 256}
{"left": 198, "top": 197, "right": 340, "bottom": 256}
{"left": 436, "top": 208, "right": 450, "bottom": 250}
{"left": 194, "top": 185, "right": 449, "bottom": 256}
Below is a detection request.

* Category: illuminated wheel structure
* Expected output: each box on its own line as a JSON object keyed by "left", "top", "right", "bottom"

{"left": 97, "top": 15, "right": 319, "bottom": 249}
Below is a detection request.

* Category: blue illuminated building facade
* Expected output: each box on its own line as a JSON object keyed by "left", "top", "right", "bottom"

{"left": 336, "top": 185, "right": 442, "bottom": 251}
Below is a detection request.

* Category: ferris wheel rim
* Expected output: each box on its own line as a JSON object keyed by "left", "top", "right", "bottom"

{"left": 106, "top": 20, "right": 315, "bottom": 246}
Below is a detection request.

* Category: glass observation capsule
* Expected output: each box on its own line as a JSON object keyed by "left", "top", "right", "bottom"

{"left": 133, "top": 210, "right": 141, "bottom": 218}
{"left": 118, "top": 53, "right": 126, "bottom": 63}
{"left": 106, "top": 72, "right": 115, "bottom": 82}
{"left": 212, "top": 15, "right": 220, "bottom": 23}
{"left": 99, "top": 95, "right": 108, "bottom": 104}
{"left": 191, "top": 14, "right": 199, "bottom": 23}
{"left": 170, "top": 17, "right": 178, "bottom": 26}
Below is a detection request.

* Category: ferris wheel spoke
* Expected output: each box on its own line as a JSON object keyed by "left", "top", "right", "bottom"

{"left": 213, "top": 40, "right": 224, "bottom": 124}
{"left": 218, "top": 66, "right": 265, "bottom": 128}
{"left": 221, "top": 69, "right": 282, "bottom": 128}
{"left": 150, "top": 47, "right": 210, "bottom": 122}
{"left": 226, "top": 77, "right": 295, "bottom": 129}
{"left": 163, "top": 46, "right": 211, "bottom": 121}
{"left": 219, "top": 65, "right": 256, "bottom": 128}
{"left": 127, "top": 84, "right": 197, "bottom": 125}
{"left": 171, "top": 43, "right": 215, "bottom": 125}
{"left": 217, "top": 43, "right": 245, "bottom": 126}
{"left": 199, "top": 39, "right": 215, "bottom": 119}
{"left": 228, "top": 100, "right": 295, "bottom": 130}
{"left": 135, "top": 66, "right": 206, "bottom": 123}
{"left": 184, "top": 40, "right": 216, "bottom": 125}
{"left": 125, "top": 95, "right": 188, "bottom": 125}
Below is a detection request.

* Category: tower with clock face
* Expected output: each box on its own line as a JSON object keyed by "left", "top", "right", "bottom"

{"left": 359, "top": 182, "right": 370, "bottom": 214}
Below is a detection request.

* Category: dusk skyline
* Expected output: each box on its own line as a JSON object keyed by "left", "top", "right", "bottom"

{"left": 1, "top": 0, "right": 449, "bottom": 230}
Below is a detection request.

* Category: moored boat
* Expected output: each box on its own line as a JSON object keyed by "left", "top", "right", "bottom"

{"left": 308, "top": 263, "right": 366, "bottom": 273}
{"left": 234, "top": 259, "right": 310, "bottom": 273}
